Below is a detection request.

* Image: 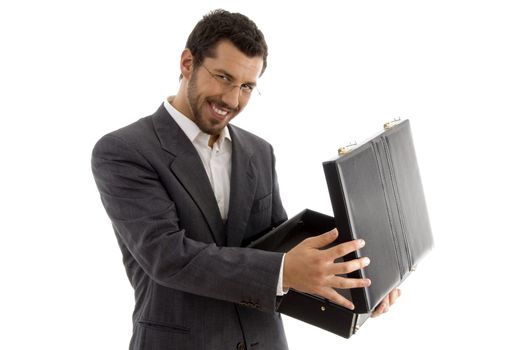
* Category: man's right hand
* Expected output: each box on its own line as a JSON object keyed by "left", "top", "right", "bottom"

{"left": 283, "top": 228, "right": 371, "bottom": 310}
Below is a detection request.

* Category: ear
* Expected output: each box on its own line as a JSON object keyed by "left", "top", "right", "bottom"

{"left": 180, "top": 48, "right": 193, "bottom": 80}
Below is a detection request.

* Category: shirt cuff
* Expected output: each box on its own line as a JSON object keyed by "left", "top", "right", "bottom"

{"left": 276, "top": 253, "right": 289, "bottom": 296}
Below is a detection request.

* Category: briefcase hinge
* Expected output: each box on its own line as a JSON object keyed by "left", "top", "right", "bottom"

{"left": 383, "top": 117, "right": 402, "bottom": 130}
{"left": 338, "top": 141, "right": 357, "bottom": 156}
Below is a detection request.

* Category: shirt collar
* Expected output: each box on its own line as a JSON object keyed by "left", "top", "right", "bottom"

{"left": 163, "top": 97, "right": 231, "bottom": 148}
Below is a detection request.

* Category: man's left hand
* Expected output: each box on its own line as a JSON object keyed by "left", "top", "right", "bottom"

{"left": 371, "top": 288, "right": 401, "bottom": 317}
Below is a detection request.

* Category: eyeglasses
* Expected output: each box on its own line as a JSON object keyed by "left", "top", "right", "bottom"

{"left": 202, "top": 65, "right": 261, "bottom": 97}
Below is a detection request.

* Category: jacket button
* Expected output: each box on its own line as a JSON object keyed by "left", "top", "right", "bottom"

{"left": 236, "top": 342, "right": 246, "bottom": 350}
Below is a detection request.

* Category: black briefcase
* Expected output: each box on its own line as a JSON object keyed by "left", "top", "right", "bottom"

{"left": 248, "top": 119, "right": 433, "bottom": 338}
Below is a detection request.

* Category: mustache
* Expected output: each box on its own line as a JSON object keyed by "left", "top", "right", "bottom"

{"left": 208, "top": 98, "right": 239, "bottom": 113}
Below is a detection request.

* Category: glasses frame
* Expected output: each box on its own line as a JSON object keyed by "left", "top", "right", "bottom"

{"left": 201, "top": 65, "right": 261, "bottom": 97}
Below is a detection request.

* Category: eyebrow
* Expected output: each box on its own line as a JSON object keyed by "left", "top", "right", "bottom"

{"left": 214, "top": 68, "right": 258, "bottom": 87}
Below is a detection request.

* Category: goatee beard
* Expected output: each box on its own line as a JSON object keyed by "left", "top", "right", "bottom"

{"left": 187, "top": 73, "right": 235, "bottom": 136}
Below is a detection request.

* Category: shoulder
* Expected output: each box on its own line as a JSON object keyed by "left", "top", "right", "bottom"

{"left": 91, "top": 109, "right": 165, "bottom": 168}
{"left": 92, "top": 104, "right": 168, "bottom": 157}
{"left": 98, "top": 116, "right": 154, "bottom": 146}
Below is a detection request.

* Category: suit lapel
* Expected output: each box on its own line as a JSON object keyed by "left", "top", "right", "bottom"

{"left": 225, "top": 125, "right": 257, "bottom": 247}
{"left": 152, "top": 106, "right": 225, "bottom": 245}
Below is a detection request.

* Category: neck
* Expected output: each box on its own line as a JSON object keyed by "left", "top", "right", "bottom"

{"left": 168, "top": 93, "right": 189, "bottom": 117}
{"left": 208, "top": 134, "right": 219, "bottom": 147}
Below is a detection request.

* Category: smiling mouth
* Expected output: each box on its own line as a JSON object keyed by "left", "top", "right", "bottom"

{"left": 209, "top": 101, "right": 233, "bottom": 120}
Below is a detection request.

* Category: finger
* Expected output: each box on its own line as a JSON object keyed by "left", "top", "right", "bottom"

{"left": 371, "top": 305, "right": 383, "bottom": 317}
{"left": 328, "top": 276, "right": 371, "bottom": 289}
{"left": 382, "top": 301, "right": 390, "bottom": 313}
{"left": 302, "top": 228, "right": 339, "bottom": 248}
{"left": 371, "top": 297, "right": 389, "bottom": 317}
{"left": 318, "top": 287, "right": 355, "bottom": 310}
{"left": 327, "top": 257, "right": 370, "bottom": 275}
{"left": 371, "top": 305, "right": 384, "bottom": 317}
{"left": 325, "top": 239, "right": 365, "bottom": 260}
{"left": 389, "top": 288, "right": 401, "bottom": 305}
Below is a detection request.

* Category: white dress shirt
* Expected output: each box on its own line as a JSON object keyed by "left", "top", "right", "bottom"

{"left": 164, "top": 99, "right": 232, "bottom": 220}
{"left": 163, "top": 98, "right": 287, "bottom": 296}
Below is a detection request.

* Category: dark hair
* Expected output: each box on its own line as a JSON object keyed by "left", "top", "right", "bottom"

{"left": 183, "top": 9, "right": 268, "bottom": 77}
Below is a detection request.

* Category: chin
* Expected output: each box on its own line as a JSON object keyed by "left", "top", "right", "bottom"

{"left": 206, "top": 115, "right": 233, "bottom": 134}
{"left": 209, "top": 123, "right": 228, "bottom": 136}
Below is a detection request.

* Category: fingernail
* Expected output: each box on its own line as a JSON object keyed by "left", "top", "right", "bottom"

{"left": 363, "top": 257, "right": 370, "bottom": 266}
{"left": 349, "top": 303, "right": 355, "bottom": 310}
{"left": 358, "top": 239, "right": 365, "bottom": 247}
{"left": 365, "top": 279, "right": 372, "bottom": 287}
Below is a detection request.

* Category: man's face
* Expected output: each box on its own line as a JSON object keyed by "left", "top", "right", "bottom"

{"left": 185, "top": 40, "right": 264, "bottom": 136}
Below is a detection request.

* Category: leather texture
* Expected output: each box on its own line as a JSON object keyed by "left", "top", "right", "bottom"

{"left": 249, "top": 120, "right": 433, "bottom": 338}
{"left": 323, "top": 119, "right": 433, "bottom": 313}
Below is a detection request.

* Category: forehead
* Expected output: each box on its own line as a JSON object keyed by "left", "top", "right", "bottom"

{"left": 203, "top": 40, "right": 264, "bottom": 81}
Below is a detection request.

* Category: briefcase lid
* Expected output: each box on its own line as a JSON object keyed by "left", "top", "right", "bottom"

{"left": 322, "top": 119, "right": 433, "bottom": 312}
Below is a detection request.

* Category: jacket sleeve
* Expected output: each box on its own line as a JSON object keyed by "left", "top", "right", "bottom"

{"left": 91, "top": 133, "right": 284, "bottom": 313}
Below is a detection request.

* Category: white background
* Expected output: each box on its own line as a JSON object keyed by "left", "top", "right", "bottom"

{"left": 1, "top": 0, "right": 525, "bottom": 349}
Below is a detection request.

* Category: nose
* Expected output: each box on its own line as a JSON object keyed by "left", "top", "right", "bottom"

{"left": 220, "top": 86, "right": 242, "bottom": 110}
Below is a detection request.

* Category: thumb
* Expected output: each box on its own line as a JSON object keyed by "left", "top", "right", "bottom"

{"left": 303, "top": 228, "right": 339, "bottom": 248}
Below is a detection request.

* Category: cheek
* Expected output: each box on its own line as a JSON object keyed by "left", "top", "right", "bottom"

{"left": 237, "top": 99, "right": 250, "bottom": 112}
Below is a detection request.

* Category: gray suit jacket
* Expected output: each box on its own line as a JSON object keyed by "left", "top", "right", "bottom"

{"left": 92, "top": 105, "right": 289, "bottom": 349}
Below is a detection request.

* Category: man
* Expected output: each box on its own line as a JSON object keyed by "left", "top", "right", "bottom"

{"left": 92, "top": 9, "right": 398, "bottom": 349}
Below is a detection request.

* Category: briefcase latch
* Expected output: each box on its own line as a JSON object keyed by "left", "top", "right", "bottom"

{"left": 383, "top": 117, "right": 402, "bottom": 130}
{"left": 338, "top": 141, "right": 357, "bottom": 156}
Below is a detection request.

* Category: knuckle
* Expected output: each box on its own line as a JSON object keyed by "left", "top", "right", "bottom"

{"left": 344, "top": 260, "right": 359, "bottom": 273}
{"left": 312, "top": 254, "right": 324, "bottom": 265}
{"left": 313, "top": 286, "right": 326, "bottom": 296}
{"left": 335, "top": 245, "right": 347, "bottom": 257}
{"left": 325, "top": 290, "right": 338, "bottom": 301}
{"left": 353, "top": 260, "right": 363, "bottom": 270}
{"left": 334, "top": 278, "right": 345, "bottom": 289}
{"left": 346, "top": 261, "right": 357, "bottom": 273}
{"left": 303, "top": 237, "right": 314, "bottom": 244}
{"left": 312, "top": 272, "right": 325, "bottom": 287}
{"left": 351, "top": 240, "right": 362, "bottom": 250}
{"left": 338, "top": 262, "right": 348, "bottom": 274}
{"left": 340, "top": 277, "right": 358, "bottom": 289}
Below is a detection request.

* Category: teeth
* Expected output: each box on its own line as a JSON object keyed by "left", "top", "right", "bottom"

{"left": 212, "top": 105, "right": 228, "bottom": 116}
{"left": 211, "top": 103, "right": 228, "bottom": 116}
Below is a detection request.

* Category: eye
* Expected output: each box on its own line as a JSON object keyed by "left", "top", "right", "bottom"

{"left": 240, "top": 84, "right": 254, "bottom": 92}
{"left": 215, "top": 74, "right": 230, "bottom": 83}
